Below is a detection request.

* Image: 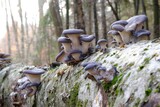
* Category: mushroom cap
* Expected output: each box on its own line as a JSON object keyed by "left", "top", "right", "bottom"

{"left": 26, "top": 82, "right": 40, "bottom": 88}
{"left": 62, "top": 29, "right": 84, "bottom": 35}
{"left": 97, "top": 39, "right": 107, "bottom": 45}
{"left": 55, "top": 50, "right": 65, "bottom": 62}
{"left": 69, "top": 49, "right": 82, "bottom": 54}
{"left": 134, "top": 29, "right": 151, "bottom": 37}
{"left": 111, "top": 20, "right": 128, "bottom": 27}
{"left": 125, "top": 15, "right": 147, "bottom": 31}
{"left": 80, "top": 35, "right": 95, "bottom": 42}
{"left": 111, "top": 24, "right": 125, "bottom": 32}
{"left": 127, "top": 14, "right": 147, "bottom": 24}
{"left": 84, "top": 63, "right": 99, "bottom": 71}
{"left": 108, "top": 30, "right": 119, "bottom": 35}
{"left": 98, "top": 66, "right": 106, "bottom": 71}
{"left": 58, "top": 37, "right": 71, "bottom": 43}
{"left": 0, "top": 53, "right": 10, "bottom": 58}
{"left": 23, "top": 68, "right": 45, "bottom": 75}
{"left": 81, "top": 62, "right": 102, "bottom": 68}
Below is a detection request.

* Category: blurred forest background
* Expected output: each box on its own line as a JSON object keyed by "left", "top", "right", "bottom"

{"left": 0, "top": 0, "right": 159, "bottom": 66}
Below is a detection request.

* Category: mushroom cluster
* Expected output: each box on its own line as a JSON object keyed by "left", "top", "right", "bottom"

{"left": 56, "top": 29, "right": 95, "bottom": 65}
{"left": 108, "top": 14, "right": 151, "bottom": 47}
{"left": 0, "top": 53, "right": 11, "bottom": 70}
{"left": 96, "top": 39, "right": 108, "bottom": 53}
{"left": 10, "top": 68, "right": 45, "bottom": 106}
{"left": 81, "top": 62, "right": 118, "bottom": 83}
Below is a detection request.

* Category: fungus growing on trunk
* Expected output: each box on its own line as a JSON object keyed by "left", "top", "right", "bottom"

{"left": 134, "top": 29, "right": 151, "bottom": 41}
{"left": 97, "top": 39, "right": 108, "bottom": 53}
{"left": 23, "top": 68, "right": 45, "bottom": 84}
{"left": 108, "top": 30, "right": 124, "bottom": 47}
{"left": 69, "top": 50, "right": 82, "bottom": 61}
{"left": 62, "top": 29, "right": 84, "bottom": 50}
{"left": 80, "top": 35, "right": 95, "bottom": 54}
{"left": 58, "top": 37, "right": 72, "bottom": 53}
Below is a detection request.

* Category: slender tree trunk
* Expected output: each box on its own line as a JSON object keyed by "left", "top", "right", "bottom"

{"left": 107, "top": 0, "right": 119, "bottom": 20}
{"left": 101, "top": 0, "right": 107, "bottom": 40}
{"left": 49, "top": 0, "right": 63, "bottom": 52}
{"left": 73, "top": 0, "right": 86, "bottom": 33}
{"left": 66, "top": 0, "right": 69, "bottom": 29}
{"left": 141, "top": 0, "right": 149, "bottom": 30}
{"left": 153, "top": 0, "right": 160, "bottom": 38}
{"left": 8, "top": 0, "right": 21, "bottom": 57}
{"left": 5, "top": 0, "right": 11, "bottom": 54}
{"left": 93, "top": 0, "right": 98, "bottom": 44}
{"left": 18, "top": 0, "right": 25, "bottom": 59}
{"left": 134, "top": 0, "right": 139, "bottom": 15}
{"left": 87, "top": 0, "right": 92, "bottom": 34}
{"left": 25, "top": 13, "right": 29, "bottom": 63}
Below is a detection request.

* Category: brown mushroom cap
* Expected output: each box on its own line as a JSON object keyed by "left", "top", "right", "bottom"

{"left": 58, "top": 37, "right": 71, "bottom": 43}
{"left": 55, "top": 50, "right": 66, "bottom": 62}
{"left": 111, "top": 24, "right": 125, "bottom": 32}
{"left": 134, "top": 29, "right": 151, "bottom": 37}
{"left": 111, "top": 20, "right": 128, "bottom": 28}
{"left": 97, "top": 39, "right": 107, "bottom": 45}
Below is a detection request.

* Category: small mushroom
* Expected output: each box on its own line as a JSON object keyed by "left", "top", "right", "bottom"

{"left": 62, "top": 29, "right": 84, "bottom": 50}
{"left": 69, "top": 50, "right": 82, "bottom": 61}
{"left": 134, "top": 29, "right": 150, "bottom": 41}
{"left": 110, "top": 20, "right": 128, "bottom": 28}
{"left": 24, "top": 82, "right": 40, "bottom": 98}
{"left": 56, "top": 50, "right": 69, "bottom": 63}
{"left": 58, "top": 37, "right": 72, "bottom": 53}
{"left": 84, "top": 63, "right": 100, "bottom": 75}
{"left": 23, "top": 68, "right": 45, "bottom": 84}
{"left": 108, "top": 30, "right": 124, "bottom": 47}
{"left": 112, "top": 24, "right": 132, "bottom": 44}
{"left": 0, "top": 53, "right": 10, "bottom": 58}
{"left": 80, "top": 35, "right": 95, "bottom": 54}
{"left": 97, "top": 39, "right": 108, "bottom": 53}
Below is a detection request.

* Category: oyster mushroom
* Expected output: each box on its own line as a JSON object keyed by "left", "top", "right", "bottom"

{"left": 112, "top": 24, "right": 132, "bottom": 44}
{"left": 108, "top": 30, "right": 124, "bottom": 46}
{"left": 134, "top": 29, "right": 150, "bottom": 41}
{"left": 0, "top": 53, "right": 10, "bottom": 58}
{"left": 56, "top": 50, "right": 70, "bottom": 64}
{"left": 62, "top": 29, "right": 84, "bottom": 50}
{"left": 69, "top": 50, "right": 82, "bottom": 61}
{"left": 110, "top": 20, "right": 128, "bottom": 28}
{"left": 24, "top": 82, "right": 40, "bottom": 98}
{"left": 97, "top": 39, "right": 108, "bottom": 53}
{"left": 84, "top": 63, "right": 100, "bottom": 75}
{"left": 126, "top": 14, "right": 147, "bottom": 32}
{"left": 58, "top": 37, "right": 72, "bottom": 53}
{"left": 23, "top": 68, "right": 45, "bottom": 84}
{"left": 80, "top": 35, "right": 95, "bottom": 54}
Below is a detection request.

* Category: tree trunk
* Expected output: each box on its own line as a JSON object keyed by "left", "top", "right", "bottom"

{"left": 5, "top": 0, "right": 11, "bottom": 54}
{"left": 49, "top": 0, "right": 63, "bottom": 52}
{"left": 73, "top": 0, "right": 86, "bottom": 33}
{"left": 107, "top": 0, "right": 119, "bottom": 20}
{"left": 153, "top": 0, "right": 160, "bottom": 38}
{"left": 87, "top": 0, "right": 92, "bottom": 35}
{"left": 141, "top": 0, "right": 149, "bottom": 30}
{"left": 101, "top": 0, "right": 107, "bottom": 40}
{"left": 18, "top": 0, "right": 25, "bottom": 59}
{"left": 93, "top": 0, "right": 98, "bottom": 44}
{"left": 66, "top": 0, "right": 69, "bottom": 29}
{"left": 134, "top": 0, "right": 139, "bottom": 15}
{"left": 8, "top": 0, "right": 21, "bottom": 57}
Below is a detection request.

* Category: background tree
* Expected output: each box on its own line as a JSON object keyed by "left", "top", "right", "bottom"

{"left": 153, "top": 0, "right": 159, "bottom": 39}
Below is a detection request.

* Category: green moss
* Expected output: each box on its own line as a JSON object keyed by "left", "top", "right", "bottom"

{"left": 138, "top": 65, "right": 145, "bottom": 71}
{"left": 67, "top": 83, "right": 80, "bottom": 107}
{"left": 143, "top": 48, "right": 148, "bottom": 51}
{"left": 84, "top": 100, "right": 88, "bottom": 107}
{"left": 128, "top": 62, "right": 135, "bottom": 67}
{"left": 145, "top": 88, "right": 152, "bottom": 96}
{"left": 113, "top": 63, "right": 118, "bottom": 67}
{"left": 76, "top": 100, "right": 83, "bottom": 107}
{"left": 138, "top": 57, "right": 151, "bottom": 71}
{"left": 134, "top": 98, "right": 141, "bottom": 107}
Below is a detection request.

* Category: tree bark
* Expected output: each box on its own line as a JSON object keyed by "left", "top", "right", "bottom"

{"left": 73, "top": 0, "right": 86, "bottom": 33}
{"left": 101, "top": 0, "right": 107, "bottom": 40}
{"left": 153, "top": 0, "right": 160, "bottom": 38}
{"left": 106, "top": 0, "right": 119, "bottom": 20}
{"left": 5, "top": 0, "right": 11, "bottom": 54}
{"left": 66, "top": 0, "right": 69, "bottom": 29}
{"left": 49, "top": 0, "right": 63, "bottom": 52}
{"left": 93, "top": 0, "right": 98, "bottom": 44}
{"left": 8, "top": 0, "right": 21, "bottom": 57}
{"left": 18, "top": 0, "right": 25, "bottom": 59}
{"left": 141, "top": 0, "right": 149, "bottom": 30}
